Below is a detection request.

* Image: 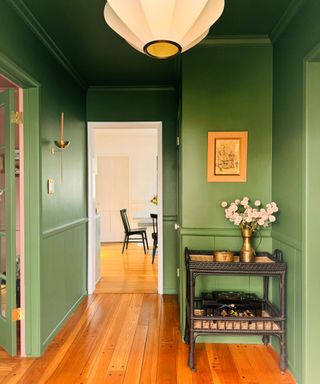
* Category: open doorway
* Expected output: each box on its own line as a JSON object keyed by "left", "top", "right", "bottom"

{"left": 87, "top": 122, "right": 163, "bottom": 294}
{"left": 0, "top": 74, "right": 24, "bottom": 356}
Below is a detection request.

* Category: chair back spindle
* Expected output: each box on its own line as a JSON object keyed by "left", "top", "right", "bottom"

{"left": 120, "top": 209, "right": 131, "bottom": 233}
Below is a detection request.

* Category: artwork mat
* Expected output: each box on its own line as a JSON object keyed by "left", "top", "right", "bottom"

{"left": 207, "top": 131, "right": 248, "bottom": 182}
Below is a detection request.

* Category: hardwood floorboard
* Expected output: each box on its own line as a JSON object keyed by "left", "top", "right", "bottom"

{"left": 45, "top": 295, "right": 117, "bottom": 384}
{"left": 0, "top": 294, "right": 297, "bottom": 384}
{"left": 95, "top": 243, "right": 157, "bottom": 294}
{"left": 122, "top": 325, "right": 148, "bottom": 384}
{"left": 193, "top": 343, "right": 214, "bottom": 384}
{"left": 107, "top": 294, "right": 143, "bottom": 372}
{"left": 228, "top": 344, "right": 259, "bottom": 383}
{"left": 139, "top": 295, "right": 161, "bottom": 384}
{"left": 79, "top": 295, "right": 133, "bottom": 384}
{"left": 175, "top": 328, "right": 192, "bottom": 384}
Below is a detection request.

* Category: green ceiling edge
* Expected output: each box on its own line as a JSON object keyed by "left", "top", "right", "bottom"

{"left": 270, "top": 0, "right": 306, "bottom": 42}
{"left": 200, "top": 35, "right": 271, "bottom": 47}
{"left": 6, "top": 0, "right": 87, "bottom": 90}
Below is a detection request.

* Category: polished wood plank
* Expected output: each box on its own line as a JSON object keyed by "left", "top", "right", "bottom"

{"left": 122, "top": 325, "right": 148, "bottom": 384}
{"left": 78, "top": 294, "right": 133, "bottom": 384}
{"left": 107, "top": 294, "right": 143, "bottom": 372}
{"left": 0, "top": 294, "right": 297, "bottom": 384}
{"left": 95, "top": 243, "right": 158, "bottom": 293}
{"left": 229, "top": 344, "right": 259, "bottom": 383}
{"left": 139, "top": 295, "right": 161, "bottom": 384}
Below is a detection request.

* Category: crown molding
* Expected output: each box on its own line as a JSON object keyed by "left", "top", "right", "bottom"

{"left": 0, "top": 52, "right": 40, "bottom": 87}
{"left": 270, "top": 0, "right": 306, "bottom": 43}
{"left": 88, "top": 85, "right": 177, "bottom": 92}
{"left": 200, "top": 35, "right": 271, "bottom": 47}
{"left": 7, "top": 0, "right": 87, "bottom": 89}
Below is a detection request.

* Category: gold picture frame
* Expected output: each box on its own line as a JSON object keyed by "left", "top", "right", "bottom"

{"left": 207, "top": 131, "right": 248, "bottom": 182}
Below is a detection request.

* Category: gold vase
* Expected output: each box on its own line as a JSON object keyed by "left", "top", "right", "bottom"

{"left": 240, "top": 227, "right": 255, "bottom": 262}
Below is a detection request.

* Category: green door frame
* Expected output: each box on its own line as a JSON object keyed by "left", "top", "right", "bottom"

{"left": 0, "top": 53, "right": 41, "bottom": 356}
{"left": 303, "top": 42, "right": 320, "bottom": 384}
{"left": 0, "top": 88, "right": 17, "bottom": 355}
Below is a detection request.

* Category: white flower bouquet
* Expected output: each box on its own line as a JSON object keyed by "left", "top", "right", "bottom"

{"left": 221, "top": 196, "right": 279, "bottom": 231}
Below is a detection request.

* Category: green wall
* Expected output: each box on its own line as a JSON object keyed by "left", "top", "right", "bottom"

{"left": 0, "top": 1, "right": 87, "bottom": 355}
{"left": 180, "top": 42, "right": 273, "bottom": 341}
{"left": 1, "top": 2, "right": 318, "bottom": 380}
{"left": 272, "top": 1, "right": 320, "bottom": 382}
{"left": 87, "top": 87, "right": 179, "bottom": 294}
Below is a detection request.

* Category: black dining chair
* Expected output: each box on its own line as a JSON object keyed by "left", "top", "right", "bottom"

{"left": 120, "top": 209, "right": 149, "bottom": 254}
{"left": 150, "top": 213, "right": 158, "bottom": 264}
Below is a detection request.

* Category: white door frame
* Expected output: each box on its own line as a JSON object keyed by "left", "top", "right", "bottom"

{"left": 87, "top": 121, "right": 163, "bottom": 294}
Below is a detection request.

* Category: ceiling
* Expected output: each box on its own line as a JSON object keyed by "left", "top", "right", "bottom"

{"left": 21, "top": 0, "right": 293, "bottom": 87}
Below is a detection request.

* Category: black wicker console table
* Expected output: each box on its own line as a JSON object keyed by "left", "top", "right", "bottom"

{"left": 184, "top": 247, "right": 287, "bottom": 373}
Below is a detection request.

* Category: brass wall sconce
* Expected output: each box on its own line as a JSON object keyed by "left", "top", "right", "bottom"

{"left": 150, "top": 194, "right": 158, "bottom": 205}
{"left": 51, "top": 112, "right": 70, "bottom": 153}
{"left": 50, "top": 112, "right": 70, "bottom": 180}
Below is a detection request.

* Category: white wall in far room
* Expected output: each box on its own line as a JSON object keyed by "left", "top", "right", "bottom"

{"left": 94, "top": 128, "right": 158, "bottom": 242}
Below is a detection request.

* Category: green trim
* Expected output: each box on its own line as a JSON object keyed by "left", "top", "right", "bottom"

{"left": 40, "top": 293, "right": 86, "bottom": 355}
{"left": 302, "top": 55, "right": 308, "bottom": 384}
{"left": 302, "top": 52, "right": 320, "bottom": 384}
{"left": 0, "top": 89, "right": 16, "bottom": 355}
{"left": 24, "top": 88, "right": 41, "bottom": 356}
{"left": 6, "top": 0, "right": 86, "bottom": 90}
{"left": 180, "top": 227, "right": 271, "bottom": 237}
{"left": 201, "top": 35, "right": 271, "bottom": 47}
{"left": 7, "top": 89, "right": 17, "bottom": 354}
{"left": 197, "top": 335, "right": 263, "bottom": 344}
{"left": 0, "top": 55, "right": 41, "bottom": 356}
{"left": 163, "top": 215, "right": 177, "bottom": 222}
{"left": 163, "top": 288, "right": 178, "bottom": 294}
{"left": 270, "top": 0, "right": 306, "bottom": 42}
{"left": 42, "top": 218, "right": 88, "bottom": 238}
{"left": 272, "top": 230, "right": 302, "bottom": 251}
{"left": 0, "top": 53, "right": 39, "bottom": 87}
{"left": 88, "top": 86, "right": 177, "bottom": 92}
{"left": 304, "top": 41, "right": 320, "bottom": 62}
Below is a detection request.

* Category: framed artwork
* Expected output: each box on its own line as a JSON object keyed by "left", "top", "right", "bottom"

{"left": 207, "top": 131, "right": 248, "bottom": 182}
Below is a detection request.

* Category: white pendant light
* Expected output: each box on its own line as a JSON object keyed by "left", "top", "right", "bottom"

{"left": 104, "top": 0, "right": 225, "bottom": 59}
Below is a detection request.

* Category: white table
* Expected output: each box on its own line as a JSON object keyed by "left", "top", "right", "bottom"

{"left": 132, "top": 210, "right": 157, "bottom": 226}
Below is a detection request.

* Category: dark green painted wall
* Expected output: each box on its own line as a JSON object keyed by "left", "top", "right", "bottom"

{"left": 1, "top": 2, "right": 318, "bottom": 381}
{"left": 87, "top": 88, "right": 179, "bottom": 293}
{"left": 272, "top": 1, "right": 320, "bottom": 382}
{"left": 0, "top": 1, "right": 87, "bottom": 355}
{"left": 180, "top": 43, "right": 273, "bottom": 341}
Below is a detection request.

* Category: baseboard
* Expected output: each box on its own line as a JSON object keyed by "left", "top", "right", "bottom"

{"left": 163, "top": 288, "right": 178, "bottom": 294}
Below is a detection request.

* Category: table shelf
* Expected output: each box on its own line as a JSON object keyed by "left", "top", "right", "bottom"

{"left": 184, "top": 247, "right": 287, "bottom": 373}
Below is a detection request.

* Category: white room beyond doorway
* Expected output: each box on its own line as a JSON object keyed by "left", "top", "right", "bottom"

{"left": 87, "top": 122, "right": 163, "bottom": 295}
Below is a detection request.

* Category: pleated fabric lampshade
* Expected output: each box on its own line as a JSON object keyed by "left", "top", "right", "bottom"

{"left": 104, "top": 0, "right": 225, "bottom": 59}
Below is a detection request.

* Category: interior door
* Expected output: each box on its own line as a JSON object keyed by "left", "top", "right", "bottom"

{"left": 96, "top": 156, "right": 129, "bottom": 242}
{"left": 0, "top": 89, "right": 17, "bottom": 355}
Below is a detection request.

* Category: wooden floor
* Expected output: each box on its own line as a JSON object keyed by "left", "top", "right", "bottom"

{"left": 0, "top": 293, "right": 296, "bottom": 384}
{"left": 95, "top": 243, "right": 158, "bottom": 293}
{"left": 0, "top": 244, "right": 296, "bottom": 383}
